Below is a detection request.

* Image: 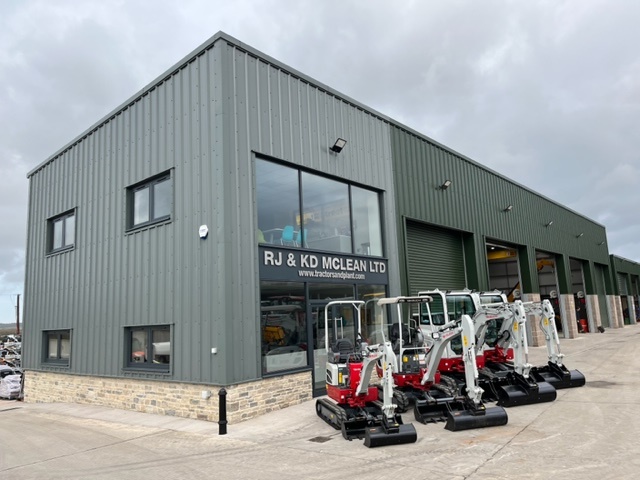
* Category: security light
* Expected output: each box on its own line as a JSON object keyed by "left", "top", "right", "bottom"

{"left": 439, "top": 179, "right": 452, "bottom": 190}
{"left": 503, "top": 205, "right": 513, "bottom": 212}
{"left": 545, "top": 221, "right": 553, "bottom": 227}
{"left": 330, "top": 138, "right": 347, "bottom": 153}
{"left": 576, "top": 233, "right": 584, "bottom": 238}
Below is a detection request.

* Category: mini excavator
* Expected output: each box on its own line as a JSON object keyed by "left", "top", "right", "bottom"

{"left": 373, "top": 295, "right": 507, "bottom": 430}
{"left": 315, "top": 300, "right": 417, "bottom": 448}
{"left": 522, "top": 299, "right": 586, "bottom": 389}
{"left": 417, "top": 289, "right": 557, "bottom": 407}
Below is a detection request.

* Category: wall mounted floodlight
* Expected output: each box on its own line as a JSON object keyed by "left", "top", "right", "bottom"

{"left": 545, "top": 221, "right": 554, "bottom": 227}
{"left": 598, "top": 241, "right": 605, "bottom": 246}
{"left": 503, "top": 205, "right": 513, "bottom": 212}
{"left": 576, "top": 233, "right": 584, "bottom": 238}
{"left": 330, "top": 138, "right": 347, "bottom": 153}
{"left": 438, "top": 179, "right": 452, "bottom": 190}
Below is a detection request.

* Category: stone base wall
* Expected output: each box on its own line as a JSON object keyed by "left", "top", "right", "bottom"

{"left": 608, "top": 296, "right": 623, "bottom": 329}
{"left": 559, "top": 294, "right": 578, "bottom": 339}
{"left": 24, "top": 370, "right": 312, "bottom": 425}
{"left": 521, "top": 293, "right": 544, "bottom": 347}
{"left": 586, "top": 294, "right": 602, "bottom": 332}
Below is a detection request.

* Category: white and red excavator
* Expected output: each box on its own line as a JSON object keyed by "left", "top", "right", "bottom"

{"left": 315, "top": 300, "right": 417, "bottom": 448}
{"left": 417, "top": 289, "right": 561, "bottom": 407}
{"left": 372, "top": 295, "right": 507, "bottom": 430}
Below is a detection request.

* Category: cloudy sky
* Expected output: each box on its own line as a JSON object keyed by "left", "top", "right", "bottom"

{"left": 1, "top": 0, "right": 638, "bottom": 324}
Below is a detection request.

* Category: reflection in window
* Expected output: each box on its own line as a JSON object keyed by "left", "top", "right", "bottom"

{"left": 49, "top": 211, "right": 76, "bottom": 253}
{"left": 128, "top": 173, "right": 172, "bottom": 229}
{"left": 356, "top": 284, "right": 386, "bottom": 343}
{"left": 302, "top": 172, "right": 351, "bottom": 253}
{"left": 260, "top": 281, "right": 307, "bottom": 374}
{"left": 255, "top": 157, "right": 383, "bottom": 257}
{"left": 44, "top": 330, "right": 71, "bottom": 365}
{"left": 126, "top": 325, "right": 171, "bottom": 370}
{"left": 256, "top": 160, "right": 300, "bottom": 247}
{"left": 352, "top": 186, "right": 382, "bottom": 257}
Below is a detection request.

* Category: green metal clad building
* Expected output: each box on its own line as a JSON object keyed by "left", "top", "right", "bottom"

{"left": 22, "top": 31, "right": 634, "bottom": 424}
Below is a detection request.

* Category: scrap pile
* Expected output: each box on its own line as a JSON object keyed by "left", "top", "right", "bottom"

{"left": 0, "top": 334, "right": 22, "bottom": 400}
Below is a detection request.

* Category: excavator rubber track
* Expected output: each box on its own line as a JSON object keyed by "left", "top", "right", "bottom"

{"left": 315, "top": 398, "right": 347, "bottom": 431}
{"left": 530, "top": 362, "right": 586, "bottom": 389}
{"left": 316, "top": 398, "right": 416, "bottom": 445}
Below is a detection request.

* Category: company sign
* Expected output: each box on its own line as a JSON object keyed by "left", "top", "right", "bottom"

{"left": 259, "top": 246, "right": 388, "bottom": 285}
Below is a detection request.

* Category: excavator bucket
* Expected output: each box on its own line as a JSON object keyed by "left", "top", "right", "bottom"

{"left": 491, "top": 373, "right": 557, "bottom": 408}
{"left": 531, "top": 362, "right": 586, "bottom": 390}
{"left": 363, "top": 415, "right": 417, "bottom": 448}
{"left": 445, "top": 405, "right": 508, "bottom": 432}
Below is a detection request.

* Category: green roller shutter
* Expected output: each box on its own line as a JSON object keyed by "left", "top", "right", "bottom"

{"left": 406, "top": 221, "right": 466, "bottom": 293}
{"left": 617, "top": 273, "right": 628, "bottom": 295}
{"left": 594, "top": 264, "right": 610, "bottom": 328}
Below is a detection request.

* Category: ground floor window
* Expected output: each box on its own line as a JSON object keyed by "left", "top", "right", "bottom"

{"left": 125, "top": 325, "right": 171, "bottom": 371}
{"left": 260, "top": 282, "right": 388, "bottom": 391}
{"left": 260, "top": 282, "right": 307, "bottom": 374}
{"left": 43, "top": 330, "right": 71, "bottom": 366}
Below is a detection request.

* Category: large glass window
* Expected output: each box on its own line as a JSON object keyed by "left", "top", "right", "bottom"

{"left": 125, "top": 325, "right": 171, "bottom": 371}
{"left": 302, "top": 172, "right": 351, "bottom": 253}
{"left": 255, "top": 158, "right": 383, "bottom": 256}
{"left": 256, "top": 161, "right": 300, "bottom": 246}
{"left": 260, "top": 282, "right": 307, "bottom": 374}
{"left": 352, "top": 186, "right": 383, "bottom": 256}
{"left": 128, "top": 173, "right": 172, "bottom": 229}
{"left": 48, "top": 210, "right": 76, "bottom": 253}
{"left": 43, "top": 330, "right": 71, "bottom": 365}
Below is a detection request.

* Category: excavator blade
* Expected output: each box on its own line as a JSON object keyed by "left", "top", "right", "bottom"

{"left": 531, "top": 362, "right": 586, "bottom": 389}
{"left": 494, "top": 376, "right": 557, "bottom": 408}
{"left": 364, "top": 416, "right": 417, "bottom": 448}
{"left": 341, "top": 417, "right": 369, "bottom": 441}
{"left": 413, "top": 397, "right": 465, "bottom": 425}
{"left": 445, "top": 405, "right": 508, "bottom": 431}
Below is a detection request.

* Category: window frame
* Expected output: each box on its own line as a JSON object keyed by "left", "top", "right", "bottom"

{"left": 255, "top": 156, "right": 384, "bottom": 257}
{"left": 124, "top": 325, "right": 172, "bottom": 372}
{"left": 42, "top": 329, "right": 71, "bottom": 366}
{"left": 126, "top": 171, "right": 173, "bottom": 231}
{"left": 47, "top": 209, "right": 76, "bottom": 254}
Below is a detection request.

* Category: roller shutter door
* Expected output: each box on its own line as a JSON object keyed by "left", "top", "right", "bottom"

{"left": 406, "top": 221, "right": 466, "bottom": 294}
{"left": 594, "top": 264, "right": 610, "bottom": 328}
{"left": 617, "top": 273, "right": 629, "bottom": 295}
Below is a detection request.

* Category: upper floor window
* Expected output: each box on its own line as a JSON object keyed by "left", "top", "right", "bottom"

{"left": 127, "top": 172, "right": 172, "bottom": 230}
{"left": 43, "top": 329, "right": 71, "bottom": 366}
{"left": 48, "top": 210, "right": 75, "bottom": 253}
{"left": 256, "top": 158, "right": 383, "bottom": 256}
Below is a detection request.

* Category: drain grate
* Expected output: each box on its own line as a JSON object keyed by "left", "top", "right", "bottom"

{"left": 308, "top": 436, "right": 332, "bottom": 443}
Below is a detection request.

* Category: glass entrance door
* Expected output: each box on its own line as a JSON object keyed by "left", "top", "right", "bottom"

{"left": 309, "top": 284, "right": 356, "bottom": 395}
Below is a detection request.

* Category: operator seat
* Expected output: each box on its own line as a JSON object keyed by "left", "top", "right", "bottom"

{"left": 390, "top": 323, "right": 411, "bottom": 354}
{"left": 329, "top": 338, "right": 356, "bottom": 363}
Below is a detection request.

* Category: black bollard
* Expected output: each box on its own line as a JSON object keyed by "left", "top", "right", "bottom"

{"left": 218, "top": 388, "right": 228, "bottom": 435}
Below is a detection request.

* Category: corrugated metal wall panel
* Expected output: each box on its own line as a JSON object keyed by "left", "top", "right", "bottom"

{"left": 22, "top": 36, "right": 401, "bottom": 386}
{"left": 24, "top": 45, "right": 233, "bottom": 383}
{"left": 391, "top": 126, "right": 610, "bottom": 293}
